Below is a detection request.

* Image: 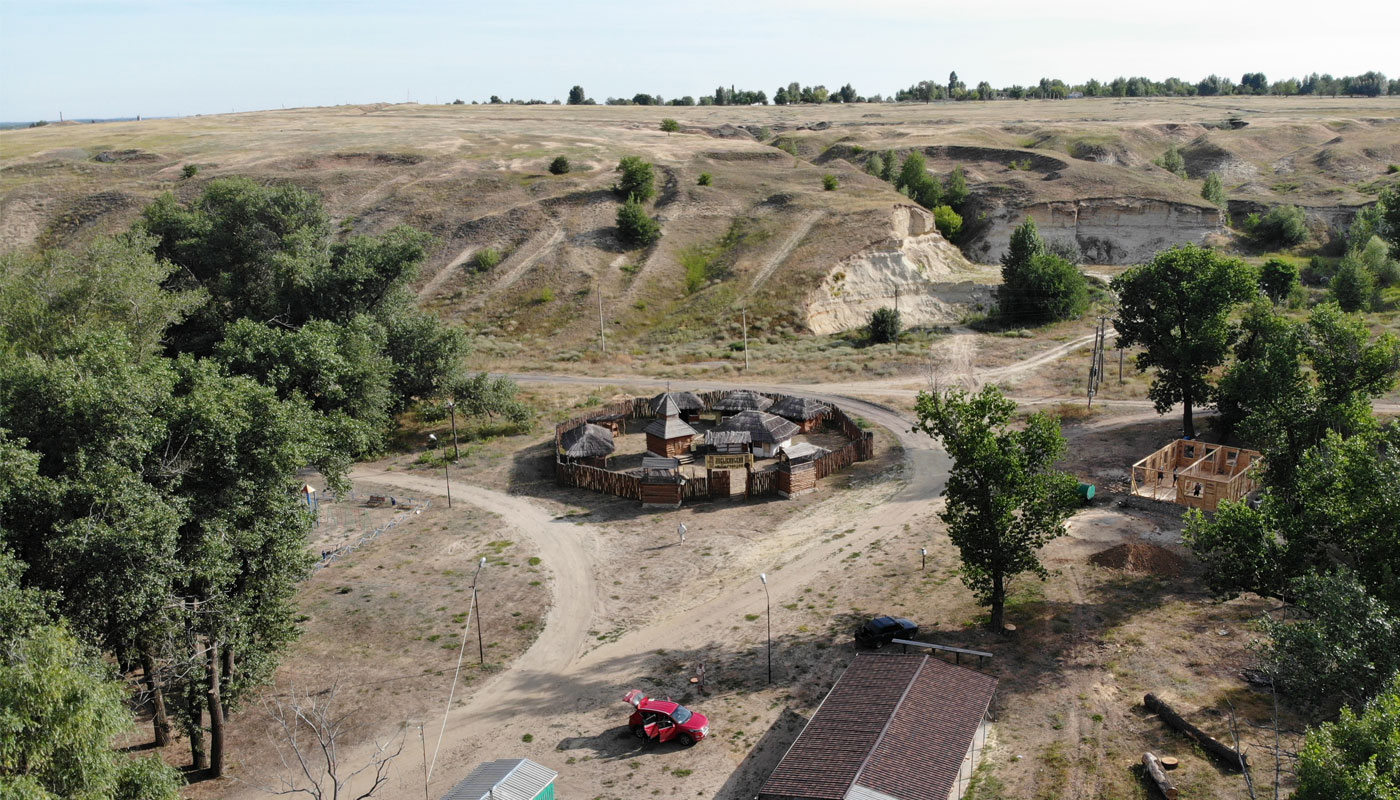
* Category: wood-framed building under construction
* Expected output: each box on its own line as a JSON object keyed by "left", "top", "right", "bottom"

{"left": 1130, "top": 439, "right": 1262, "bottom": 511}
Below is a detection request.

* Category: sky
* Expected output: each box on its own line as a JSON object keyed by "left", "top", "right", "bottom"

{"left": 2, "top": 0, "right": 1398, "bottom": 121}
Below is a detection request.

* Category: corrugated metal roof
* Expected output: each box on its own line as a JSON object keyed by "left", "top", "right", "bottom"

{"left": 758, "top": 653, "right": 996, "bottom": 800}
{"left": 439, "top": 758, "right": 557, "bottom": 800}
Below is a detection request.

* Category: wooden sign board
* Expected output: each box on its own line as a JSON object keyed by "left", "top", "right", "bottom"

{"left": 707, "top": 453, "right": 753, "bottom": 470}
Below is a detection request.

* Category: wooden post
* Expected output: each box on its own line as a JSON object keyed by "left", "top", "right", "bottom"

{"left": 1144, "top": 693, "right": 1250, "bottom": 769}
{"left": 1142, "top": 753, "right": 1178, "bottom": 799}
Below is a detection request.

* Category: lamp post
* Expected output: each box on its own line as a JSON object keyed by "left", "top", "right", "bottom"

{"left": 920, "top": 548, "right": 927, "bottom": 571}
{"left": 759, "top": 573, "right": 772, "bottom": 684}
{"left": 472, "top": 556, "right": 486, "bottom": 665}
{"left": 446, "top": 398, "right": 459, "bottom": 460}
{"left": 444, "top": 463, "right": 452, "bottom": 509}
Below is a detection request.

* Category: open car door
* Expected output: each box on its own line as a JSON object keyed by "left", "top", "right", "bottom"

{"left": 655, "top": 715, "right": 678, "bottom": 743}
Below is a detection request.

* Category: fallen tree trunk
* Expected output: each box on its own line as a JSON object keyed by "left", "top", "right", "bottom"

{"left": 1144, "top": 693, "right": 1249, "bottom": 769}
{"left": 1142, "top": 752, "right": 1178, "bottom": 799}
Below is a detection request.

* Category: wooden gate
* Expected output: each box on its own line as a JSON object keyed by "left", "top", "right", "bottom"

{"left": 709, "top": 469, "right": 730, "bottom": 499}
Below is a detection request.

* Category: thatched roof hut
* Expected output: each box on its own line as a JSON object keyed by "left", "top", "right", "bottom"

{"left": 712, "top": 390, "right": 773, "bottom": 414}
{"left": 559, "top": 423, "right": 615, "bottom": 466}
{"left": 715, "top": 410, "right": 799, "bottom": 457}
{"left": 769, "top": 396, "right": 830, "bottom": 431}
{"left": 649, "top": 391, "right": 705, "bottom": 415}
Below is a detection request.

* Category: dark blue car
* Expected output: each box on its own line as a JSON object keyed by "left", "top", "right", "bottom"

{"left": 854, "top": 616, "right": 919, "bottom": 648}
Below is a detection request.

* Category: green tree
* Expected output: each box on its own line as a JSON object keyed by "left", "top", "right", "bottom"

{"left": 932, "top": 205, "right": 963, "bottom": 239}
{"left": 616, "top": 195, "right": 661, "bottom": 247}
{"left": 944, "top": 166, "right": 970, "bottom": 211}
{"left": 612, "top": 156, "right": 656, "bottom": 202}
{"left": 697, "top": 172, "right": 712, "bottom": 186}
{"left": 1258, "top": 257, "right": 1299, "bottom": 303}
{"left": 660, "top": 118, "right": 679, "bottom": 134}
{"left": 1253, "top": 204, "right": 1310, "bottom": 247}
{"left": 1159, "top": 145, "right": 1186, "bottom": 176}
{"left": 181, "top": 164, "right": 198, "bottom": 179}
{"left": 1295, "top": 672, "right": 1400, "bottom": 799}
{"left": 548, "top": 155, "right": 570, "bottom": 175}
{"left": 1000, "top": 252, "right": 1089, "bottom": 324}
{"left": 1261, "top": 571, "right": 1400, "bottom": 712}
{"left": 0, "top": 233, "right": 203, "bottom": 360}
{"left": 1332, "top": 253, "right": 1376, "bottom": 311}
{"left": 868, "top": 307, "right": 901, "bottom": 344}
{"left": 1360, "top": 234, "right": 1399, "bottom": 287}
{"left": 913, "top": 386, "right": 1079, "bottom": 629}
{"left": 1000, "top": 216, "right": 1046, "bottom": 272}
{"left": 1201, "top": 171, "right": 1227, "bottom": 208}
{"left": 865, "top": 153, "right": 884, "bottom": 177}
{"left": 1111, "top": 244, "right": 1256, "bottom": 437}
{"left": 880, "top": 149, "right": 898, "bottom": 183}
{"left": 567, "top": 85, "right": 586, "bottom": 105}
{"left": 822, "top": 174, "right": 838, "bottom": 191}
{"left": 0, "top": 619, "right": 181, "bottom": 800}
{"left": 896, "top": 151, "right": 928, "bottom": 194}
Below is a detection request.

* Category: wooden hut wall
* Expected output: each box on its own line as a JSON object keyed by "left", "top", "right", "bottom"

{"left": 779, "top": 462, "right": 817, "bottom": 496}
{"left": 645, "top": 432, "right": 692, "bottom": 459}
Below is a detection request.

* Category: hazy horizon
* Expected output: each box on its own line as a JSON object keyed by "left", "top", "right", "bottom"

{"left": 2, "top": 0, "right": 1398, "bottom": 121}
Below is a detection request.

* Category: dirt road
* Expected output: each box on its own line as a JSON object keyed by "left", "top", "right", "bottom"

{"left": 268, "top": 385, "right": 947, "bottom": 800}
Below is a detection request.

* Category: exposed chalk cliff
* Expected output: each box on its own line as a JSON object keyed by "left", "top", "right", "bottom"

{"left": 805, "top": 205, "right": 992, "bottom": 335}
{"left": 968, "top": 197, "right": 1226, "bottom": 265}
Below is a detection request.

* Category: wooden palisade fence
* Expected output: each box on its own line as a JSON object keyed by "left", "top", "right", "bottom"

{"left": 554, "top": 390, "right": 874, "bottom": 506}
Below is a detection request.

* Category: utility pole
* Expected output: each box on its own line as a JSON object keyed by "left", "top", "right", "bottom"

{"left": 446, "top": 399, "right": 459, "bottom": 460}
{"left": 1087, "top": 316, "right": 1107, "bottom": 408}
{"left": 894, "top": 286, "right": 900, "bottom": 355}
{"left": 742, "top": 308, "right": 749, "bottom": 370}
{"left": 444, "top": 464, "right": 452, "bottom": 509}
{"left": 1118, "top": 344, "right": 1124, "bottom": 384}
{"left": 599, "top": 292, "right": 606, "bottom": 356}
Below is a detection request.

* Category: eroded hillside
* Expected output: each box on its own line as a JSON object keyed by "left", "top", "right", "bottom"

{"left": 2, "top": 97, "right": 1397, "bottom": 346}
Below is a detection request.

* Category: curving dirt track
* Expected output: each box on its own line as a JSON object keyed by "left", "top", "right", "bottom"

{"left": 258, "top": 383, "right": 948, "bottom": 800}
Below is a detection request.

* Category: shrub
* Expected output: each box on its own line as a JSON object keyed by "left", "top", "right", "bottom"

{"left": 181, "top": 164, "right": 199, "bottom": 179}
{"left": 1158, "top": 145, "right": 1186, "bottom": 177}
{"left": 1000, "top": 252, "right": 1089, "bottom": 324}
{"left": 472, "top": 248, "right": 503, "bottom": 271}
{"left": 865, "top": 153, "right": 884, "bottom": 177}
{"left": 697, "top": 172, "right": 712, "bottom": 186}
{"left": 613, "top": 156, "right": 655, "bottom": 201}
{"left": 660, "top": 118, "right": 679, "bottom": 133}
{"left": 535, "top": 287, "right": 554, "bottom": 304}
{"left": 1253, "top": 204, "right": 1310, "bottom": 247}
{"left": 868, "top": 307, "right": 901, "bottom": 343}
{"left": 822, "top": 174, "right": 839, "bottom": 191}
{"left": 1202, "top": 171, "right": 1227, "bottom": 207}
{"left": 548, "top": 156, "right": 571, "bottom": 175}
{"left": 616, "top": 195, "right": 661, "bottom": 247}
{"left": 1331, "top": 255, "right": 1375, "bottom": 311}
{"left": 932, "top": 205, "right": 962, "bottom": 239}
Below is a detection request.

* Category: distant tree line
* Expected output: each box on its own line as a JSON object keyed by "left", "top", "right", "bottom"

{"left": 476, "top": 72, "right": 1399, "bottom": 107}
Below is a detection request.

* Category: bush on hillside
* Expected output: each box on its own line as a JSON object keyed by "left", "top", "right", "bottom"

{"left": 1252, "top": 204, "right": 1310, "bottom": 247}
{"left": 617, "top": 195, "right": 661, "bottom": 247}
{"left": 548, "top": 156, "right": 571, "bottom": 175}
{"left": 932, "top": 205, "right": 962, "bottom": 239}
{"left": 697, "top": 172, "right": 712, "bottom": 186}
{"left": 613, "top": 156, "right": 655, "bottom": 201}
{"left": 822, "top": 174, "right": 838, "bottom": 191}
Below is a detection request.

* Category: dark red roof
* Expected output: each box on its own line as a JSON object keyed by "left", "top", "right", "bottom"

{"left": 759, "top": 653, "right": 997, "bottom": 800}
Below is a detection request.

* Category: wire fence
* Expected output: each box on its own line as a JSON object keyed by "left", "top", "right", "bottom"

{"left": 311, "top": 490, "right": 431, "bottom": 571}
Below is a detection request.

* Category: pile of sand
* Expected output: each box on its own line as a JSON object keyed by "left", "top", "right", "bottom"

{"left": 1089, "top": 541, "right": 1186, "bottom": 577}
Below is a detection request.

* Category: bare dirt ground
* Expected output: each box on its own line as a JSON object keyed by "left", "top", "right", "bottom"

{"left": 191, "top": 341, "right": 1328, "bottom": 800}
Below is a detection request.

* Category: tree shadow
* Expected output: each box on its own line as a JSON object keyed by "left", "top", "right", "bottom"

{"left": 713, "top": 707, "right": 810, "bottom": 800}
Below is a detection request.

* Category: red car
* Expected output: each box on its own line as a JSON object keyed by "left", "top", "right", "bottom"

{"left": 623, "top": 689, "right": 709, "bottom": 746}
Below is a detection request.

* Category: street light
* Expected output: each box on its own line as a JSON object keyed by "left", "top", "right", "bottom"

{"left": 445, "top": 398, "right": 459, "bottom": 460}
{"left": 472, "top": 556, "right": 487, "bottom": 665}
{"left": 920, "top": 548, "right": 927, "bottom": 571}
{"left": 759, "top": 573, "right": 772, "bottom": 684}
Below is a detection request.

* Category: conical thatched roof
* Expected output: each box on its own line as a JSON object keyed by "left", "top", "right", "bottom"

{"left": 649, "top": 391, "right": 704, "bottom": 414}
{"left": 770, "top": 395, "right": 830, "bottom": 422}
{"left": 559, "top": 423, "right": 615, "bottom": 458}
{"left": 712, "top": 390, "right": 773, "bottom": 413}
{"left": 715, "top": 410, "right": 799, "bottom": 444}
{"left": 644, "top": 415, "right": 698, "bottom": 440}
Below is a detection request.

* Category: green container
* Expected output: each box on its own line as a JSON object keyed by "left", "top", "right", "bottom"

{"left": 1076, "top": 482, "right": 1096, "bottom": 502}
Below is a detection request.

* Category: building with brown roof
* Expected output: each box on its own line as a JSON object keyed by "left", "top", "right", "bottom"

{"left": 759, "top": 653, "right": 997, "bottom": 800}
{"left": 644, "top": 396, "right": 699, "bottom": 459}
{"left": 714, "top": 410, "right": 799, "bottom": 458}
{"left": 770, "top": 395, "right": 831, "bottom": 433}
